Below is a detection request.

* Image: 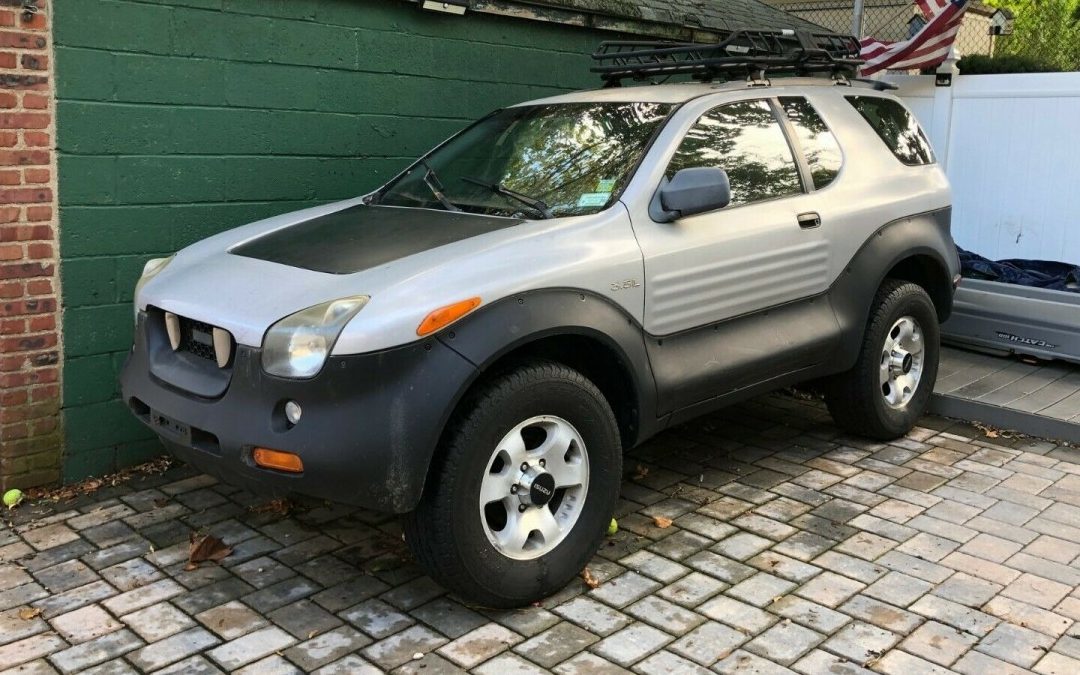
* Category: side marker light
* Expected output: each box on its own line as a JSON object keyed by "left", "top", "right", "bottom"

{"left": 253, "top": 447, "right": 304, "bottom": 473}
{"left": 417, "top": 297, "right": 481, "bottom": 336}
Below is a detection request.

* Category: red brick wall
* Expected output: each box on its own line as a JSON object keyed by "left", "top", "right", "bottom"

{"left": 0, "top": 0, "right": 60, "bottom": 490}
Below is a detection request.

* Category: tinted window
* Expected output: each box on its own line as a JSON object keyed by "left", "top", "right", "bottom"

{"left": 666, "top": 99, "right": 802, "bottom": 207}
{"left": 377, "top": 102, "right": 673, "bottom": 218}
{"left": 780, "top": 97, "right": 843, "bottom": 189}
{"left": 846, "top": 96, "right": 934, "bottom": 166}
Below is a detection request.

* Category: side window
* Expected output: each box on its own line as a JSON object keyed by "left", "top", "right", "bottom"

{"left": 846, "top": 95, "right": 934, "bottom": 166}
{"left": 665, "top": 99, "right": 802, "bottom": 207}
{"left": 779, "top": 97, "right": 843, "bottom": 190}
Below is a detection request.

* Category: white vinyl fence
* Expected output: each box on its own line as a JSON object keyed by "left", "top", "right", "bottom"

{"left": 884, "top": 70, "right": 1080, "bottom": 265}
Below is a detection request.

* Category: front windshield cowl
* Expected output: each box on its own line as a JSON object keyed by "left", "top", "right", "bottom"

{"left": 377, "top": 101, "right": 674, "bottom": 219}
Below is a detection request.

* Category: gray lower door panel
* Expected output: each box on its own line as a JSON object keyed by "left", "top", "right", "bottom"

{"left": 647, "top": 294, "right": 841, "bottom": 413}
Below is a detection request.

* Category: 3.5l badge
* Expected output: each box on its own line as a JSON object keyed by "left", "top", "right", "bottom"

{"left": 610, "top": 279, "right": 641, "bottom": 292}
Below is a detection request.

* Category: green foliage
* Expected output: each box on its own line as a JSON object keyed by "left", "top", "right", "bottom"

{"left": 957, "top": 53, "right": 1061, "bottom": 73}
{"left": 987, "top": 0, "right": 1080, "bottom": 71}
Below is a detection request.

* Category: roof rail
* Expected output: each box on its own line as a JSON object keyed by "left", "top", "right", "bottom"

{"left": 591, "top": 29, "right": 863, "bottom": 87}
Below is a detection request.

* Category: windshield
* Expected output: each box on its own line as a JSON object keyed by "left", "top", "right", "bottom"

{"left": 376, "top": 102, "right": 674, "bottom": 219}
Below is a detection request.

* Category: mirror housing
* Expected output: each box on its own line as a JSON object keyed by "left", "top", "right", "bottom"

{"left": 651, "top": 167, "right": 731, "bottom": 222}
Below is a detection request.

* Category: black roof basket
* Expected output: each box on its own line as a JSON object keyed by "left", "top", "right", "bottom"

{"left": 591, "top": 29, "right": 863, "bottom": 86}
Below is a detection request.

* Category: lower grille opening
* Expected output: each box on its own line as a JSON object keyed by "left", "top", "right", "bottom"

{"left": 191, "top": 427, "right": 221, "bottom": 455}
{"left": 128, "top": 397, "right": 151, "bottom": 420}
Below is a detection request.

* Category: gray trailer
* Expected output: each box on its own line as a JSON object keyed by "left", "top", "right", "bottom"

{"left": 942, "top": 278, "right": 1080, "bottom": 365}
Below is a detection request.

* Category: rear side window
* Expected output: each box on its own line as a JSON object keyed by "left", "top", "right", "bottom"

{"left": 779, "top": 97, "right": 843, "bottom": 190}
{"left": 666, "top": 99, "right": 802, "bottom": 207}
{"left": 846, "top": 96, "right": 934, "bottom": 166}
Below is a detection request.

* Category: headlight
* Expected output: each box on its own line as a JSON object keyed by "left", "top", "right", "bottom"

{"left": 133, "top": 255, "right": 174, "bottom": 321}
{"left": 261, "top": 296, "right": 370, "bottom": 378}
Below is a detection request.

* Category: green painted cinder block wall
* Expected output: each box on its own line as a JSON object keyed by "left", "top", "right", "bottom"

{"left": 55, "top": 0, "right": 611, "bottom": 480}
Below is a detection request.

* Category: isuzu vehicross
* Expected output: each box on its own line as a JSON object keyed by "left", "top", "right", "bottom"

{"left": 121, "top": 31, "right": 959, "bottom": 607}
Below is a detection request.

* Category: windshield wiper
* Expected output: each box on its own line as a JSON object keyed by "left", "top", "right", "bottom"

{"left": 420, "top": 160, "right": 461, "bottom": 213}
{"left": 461, "top": 176, "right": 554, "bottom": 220}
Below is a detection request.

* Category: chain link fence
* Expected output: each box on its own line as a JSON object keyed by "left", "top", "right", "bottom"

{"left": 771, "top": 0, "right": 1080, "bottom": 72}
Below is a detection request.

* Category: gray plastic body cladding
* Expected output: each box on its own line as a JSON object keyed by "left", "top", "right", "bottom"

{"left": 436, "top": 290, "right": 662, "bottom": 447}
{"left": 942, "top": 278, "right": 1080, "bottom": 365}
{"left": 648, "top": 294, "right": 840, "bottom": 414}
{"left": 826, "top": 207, "right": 957, "bottom": 366}
{"left": 648, "top": 207, "right": 956, "bottom": 420}
{"left": 120, "top": 313, "right": 477, "bottom": 512}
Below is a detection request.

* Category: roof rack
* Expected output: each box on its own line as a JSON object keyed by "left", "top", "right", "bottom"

{"left": 591, "top": 29, "right": 863, "bottom": 86}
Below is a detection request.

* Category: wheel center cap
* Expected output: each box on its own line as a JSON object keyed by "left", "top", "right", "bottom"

{"left": 519, "top": 468, "right": 556, "bottom": 507}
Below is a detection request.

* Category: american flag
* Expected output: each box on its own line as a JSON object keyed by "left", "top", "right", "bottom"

{"left": 859, "top": 0, "right": 969, "bottom": 76}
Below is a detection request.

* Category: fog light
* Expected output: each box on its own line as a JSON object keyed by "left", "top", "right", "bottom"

{"left": 253, "top": 447, "right": 304, "bottom": 473}
{"left": 284, "top": 400, "right": 302, "bottom": 425}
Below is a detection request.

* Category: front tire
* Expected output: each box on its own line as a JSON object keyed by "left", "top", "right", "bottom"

{"left": 824, "top": 279, "right": 940, "bottom": 439}
{"left": 403, "top": 360, "right": 622, "bottom": 608}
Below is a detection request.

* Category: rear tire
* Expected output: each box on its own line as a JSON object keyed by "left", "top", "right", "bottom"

{"left": 824, "top": 279, "right": 940, "bottom": 440}
{"left": 403, "top": 360, "right": 622, "bottom": 608}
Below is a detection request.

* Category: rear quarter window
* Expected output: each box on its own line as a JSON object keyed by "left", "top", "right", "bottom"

{"left": 845, "top": 95, "right": 934, "bottom": 166}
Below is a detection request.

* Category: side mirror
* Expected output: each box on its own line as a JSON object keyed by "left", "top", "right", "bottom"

{"left": 651, "top": 167, "right": 731, "bottom": 222}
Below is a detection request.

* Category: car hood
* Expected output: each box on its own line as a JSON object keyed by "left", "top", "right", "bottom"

{"left": 137, "top": 199, "right": 529, "bottom": 348}
{"left": 230, "top": 203, "right": 524, "bottom": 274}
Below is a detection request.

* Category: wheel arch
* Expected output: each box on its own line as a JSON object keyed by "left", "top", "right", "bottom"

{"left": 883, "top": 252, "right": 954, "bottom": 322}
{"left": 829, "top": 208, "right": 958, "bottom": 371}
{"left": 468, "top": 330, "right": 643, "bottom": 450}
{"left": 437, "top": 290, "right": 658, "bottom": 449}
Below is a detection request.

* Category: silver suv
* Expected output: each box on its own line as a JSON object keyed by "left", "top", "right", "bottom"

{"left": 121, "top": 34, "right": 958, "bottom": 607}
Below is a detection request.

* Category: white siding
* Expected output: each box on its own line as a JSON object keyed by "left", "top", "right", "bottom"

{"left": 886, "top": 72, "right": 1080, "bottom": 264}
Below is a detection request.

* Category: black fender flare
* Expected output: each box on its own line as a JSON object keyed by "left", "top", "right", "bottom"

{"left": 435, "top": 289, "right": 659, "bottom": 446}
{"left": 829, "top": 208, "right": 958, "bottom": 369}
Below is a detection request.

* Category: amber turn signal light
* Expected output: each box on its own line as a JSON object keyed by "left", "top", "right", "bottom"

{"left": 417, "top": 297, "right": 481, "bottom": 336}
{"left": 253, "top": 447, "right": 304, "bottom": 474}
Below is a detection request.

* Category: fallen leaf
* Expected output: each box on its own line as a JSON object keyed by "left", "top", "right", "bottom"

{"left": 187, "top": 531, "right": 232, "bottom": 570}
{"left": 367, "top": 558, "right": 399, "bottom": 573}
{"left": 972, "top": 421, "right": 1009, "bottom": 439}
{"left": 153, "top": 497, "right": 170, "bottom": 508}
{"left": 581, "top": 567, "right": 600, "bottom": 589}
{"left": 633, "top": 465, "right": 650, "bottom": 480}
{"left": 250, "top": 498, "right": 292, "bottom": 516}
{"left": 652, "top": 516, "right": 673, "bottom": 529}
{"left": 26, "top": 457, "right": 173, "bottom": 503}
{"left": 18, "top": 607, "right": 42, "bottom": 620}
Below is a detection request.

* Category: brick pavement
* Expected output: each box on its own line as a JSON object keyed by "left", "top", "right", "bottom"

{"left": 2, "top": 393, "right": 1080, "bottom": 674}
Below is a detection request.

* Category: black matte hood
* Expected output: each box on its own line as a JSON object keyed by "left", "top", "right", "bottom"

{"left": 230, "top": 204, "right": 524, "bottom": 275}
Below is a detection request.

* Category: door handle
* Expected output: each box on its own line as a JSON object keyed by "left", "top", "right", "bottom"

{"left": 797, "top": 212, "right": 821, "bottom": 229}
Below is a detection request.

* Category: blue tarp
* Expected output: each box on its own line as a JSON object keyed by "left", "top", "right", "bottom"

{"left": 958, "top": 247, "right": 1080, "bottom": 293}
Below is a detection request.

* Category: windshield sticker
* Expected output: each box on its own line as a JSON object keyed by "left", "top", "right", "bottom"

{"left": 596, "top": 178, "right": 617, "bottom": 192}
{"left": 577, "top": 192, "right": 610, "bottom": 208}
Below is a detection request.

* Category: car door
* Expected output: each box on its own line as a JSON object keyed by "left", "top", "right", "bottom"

{"left": 632, "top": 96, "right": 843, "bottom": 412}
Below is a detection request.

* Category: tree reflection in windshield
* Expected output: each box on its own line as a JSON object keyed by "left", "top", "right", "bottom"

{"left": 377, "top": 102, "right": 672, "bottom": 218}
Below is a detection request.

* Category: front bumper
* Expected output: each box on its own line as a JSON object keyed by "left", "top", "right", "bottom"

{"left": 120, "top": 312, "right": 477, "bottom": 512}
